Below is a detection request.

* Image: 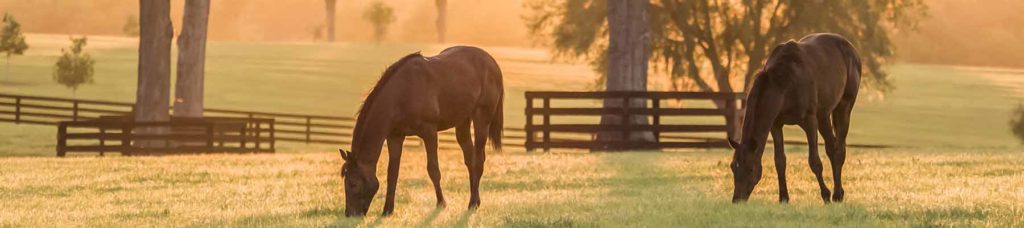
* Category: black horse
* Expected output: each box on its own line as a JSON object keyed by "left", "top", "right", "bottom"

{"left": 729, "top": 33, "right": 861, "bottom": 203}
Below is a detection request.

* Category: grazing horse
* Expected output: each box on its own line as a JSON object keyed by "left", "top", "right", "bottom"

{"left": 729, "top": 33, "right": 861, "bottom": 203}
{"left": 339, "top": 46, "right": 504, "bottom": 217}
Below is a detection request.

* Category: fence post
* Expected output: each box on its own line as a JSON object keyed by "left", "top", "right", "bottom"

{"left": 652, "top": 97, "right": 660, "bottom": 145}
{"left": 542, "top": 97, "right": 550, "bottom": 152}
{"left": 99, "top": 128, "right": 106, "bottom": 156}
{"left": 525, "top": 96, "right": 534, "bottom": 152}
{"left": 269, "top": 120, "right": 276, "bottom": 152}
{"left": 57, "top": 122, "right": 67, "bottom": 157}
{"left": 72, "top": 101, "right": 79, "bottom": 121}
{"left": 122, "top": 122, "right": 132, "bottom": 156}
{"left": 255, "top": 121, "right": 262, "bottom": 150}
{"left": 240, "top": 121, "right": 248, "bottom": 149}
{"left": 305, "top": 116, "right": 311, "bottom": 144}
{"left": 206, "top": 123, "right": 214, "bottom": 153}
{"left": 621, "top": 95, "right": 630, "bottom": 150}
{"left": 14, "top": 97, "right": 21, "bottom": 124}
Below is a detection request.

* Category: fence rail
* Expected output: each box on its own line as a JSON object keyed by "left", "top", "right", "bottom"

{"left": 524, "top": 91, "right": 745, "bottom": 151}
{"left": 0, "top": 93, "right": 526, "bottom": 150}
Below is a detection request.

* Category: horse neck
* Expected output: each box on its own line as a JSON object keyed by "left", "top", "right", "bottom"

{"left": 738, "top": 101, "right": 776, "bottom": 157}
{"left": 351, "top": 109, "right": 391, "bottom": 171}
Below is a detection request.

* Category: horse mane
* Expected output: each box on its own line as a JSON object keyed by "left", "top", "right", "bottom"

{"left": 351, "top": 52, "right": 424, "bottom": 152}
{"left": 738, "top": 40, "right": 800, "bottom": 142}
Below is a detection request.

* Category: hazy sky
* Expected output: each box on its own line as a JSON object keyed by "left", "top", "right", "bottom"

{"left": 2, "top": 0, "right": 1022, "bottom": 68}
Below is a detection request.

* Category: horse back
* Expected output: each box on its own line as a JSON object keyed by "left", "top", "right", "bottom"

{"left": 796, "top": 34, "right": 861, "bottom": 112}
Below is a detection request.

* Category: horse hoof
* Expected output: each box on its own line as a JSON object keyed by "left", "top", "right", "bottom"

{"left": 437, "top": 201, "right": 447, "bottom": 208}
{"left": 779, "top": 198, "right": 789, "bottom": 204}
{"left": 821, "top": 189, "right": 832, "bottom": 203}
{"left": 832, "top": 190, "right": 845, "bottom": 202}
{"left": 468, "top": 201, "right": 481, "bottom": 209}
{"left": 381, "top": 211, "right": 393, "bottom": 217}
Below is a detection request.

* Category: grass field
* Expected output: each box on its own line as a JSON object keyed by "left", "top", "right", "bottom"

{"left": 1, "top": 149, "right": 1022, "bottom": 226}
{"left": 1, "top": 34, "right": 1024, "bottom": 226}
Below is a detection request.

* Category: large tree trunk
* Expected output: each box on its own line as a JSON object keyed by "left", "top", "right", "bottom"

{"left": 325, "top": 0, "right": 337, "bottom": 42}
{"left": 596, "top": 0, "right": 654, "bottom": 151}
{"left": 135, "top": 0, "right": 174, "bottom": 148}
{"left": 174, "top": 0, "right": 210, "bottom": 118}
{"left": 435, "top": 0, "right": 447, "bottom": 43}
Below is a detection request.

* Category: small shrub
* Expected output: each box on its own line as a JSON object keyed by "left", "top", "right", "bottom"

{"left": 362, "top": 1, "right": 395, "bottom": 42}
{"left": 123, "top": 15, "right": 139, "bottom": 37}
{"left": 53, "top": 36, "right": 95, "bottom": 96}
{"left": 1, "top": 12, "right": 29, "bottom": 79}
{"left": 1011, "top": 102, "right": 1024, "bottom": 145}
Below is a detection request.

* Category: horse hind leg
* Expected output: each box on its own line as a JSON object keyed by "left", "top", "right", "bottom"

{"left": 801, "top": 119, "right": 832, "bottom": 203}
{"left": 830, "top": 100, "right": 854, "bottom": 202}
{"left": 455, "top": 122, "right": 475, "bottom": 207}
{"left": 818, "top": 114, "right": 844, "bottom": 204}
{"left": 467, "top": 111, "right": 491, "bottom": 209}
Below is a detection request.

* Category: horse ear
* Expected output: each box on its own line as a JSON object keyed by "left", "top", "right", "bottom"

{"left": 339, "top": 149, "right": 349, "bottom": 161}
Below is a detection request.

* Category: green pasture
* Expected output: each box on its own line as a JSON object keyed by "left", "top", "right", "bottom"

{"left": 1, "top": 149, "right": 1022, "bottom": 227}
{"left": 1, "top": 34, "right": 1022, "bottom": 156}
{"left": 1, "top": 34, "right": 1023, "bottom": 227}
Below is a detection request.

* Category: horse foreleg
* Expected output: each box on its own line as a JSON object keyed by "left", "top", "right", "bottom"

{"left": 382, "top": 135, "right": 406, "bottom": 216}
{"left": 422, "top": 127, "right": 446, "bottom": 208}
{"left": 771, "top": 125, "right": 789, "bottom": 203}
{"left": 800, "top": 120, "right": 831, "bottom": 203}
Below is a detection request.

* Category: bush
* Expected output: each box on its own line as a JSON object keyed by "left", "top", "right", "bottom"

{"left": 123, "top": 15, "right": 139, "bottom": 37}
{"left": 53, "top": 36, "right": 94, "bottom": 95}
{"left": 1011, "top": 102, "right": 1024, "bottom": 145}
{"left": 363, "top": 1, "right": 395, "bottom": 42}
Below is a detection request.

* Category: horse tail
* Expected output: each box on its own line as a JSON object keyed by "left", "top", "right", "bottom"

{"left": 490, "top": 92, "right": 503, "bottom": 152}
{"left": 837, "top": 38, "right": 862, "bottom": 98}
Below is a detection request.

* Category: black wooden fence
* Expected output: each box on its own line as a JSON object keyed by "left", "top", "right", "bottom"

{"left": 524, "top": 91, "right": 744, "bottom": 151}
{"left": 57, "top": 117, "right": 275, "bottom": 156}
{"left": 0, "top": 93, "right": 526, "bottom": 151}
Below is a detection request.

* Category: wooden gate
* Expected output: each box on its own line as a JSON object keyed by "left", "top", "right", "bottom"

{"left": 524, "top": 91, "right": 744, "bottom": 151}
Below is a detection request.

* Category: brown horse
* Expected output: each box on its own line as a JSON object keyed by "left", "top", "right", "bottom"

{"left": 339, "top": 46, "right": 503, "bottom": 217}
{"left": 729, "top": 33, "right": 861, "bottom": 203}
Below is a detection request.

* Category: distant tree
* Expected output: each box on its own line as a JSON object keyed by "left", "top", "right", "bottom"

{"left": 527, "top": 0, "right": 925, "bottom": 138}
{"left": 1, "top": 13, "right": 29, "bottom": 79}
{"left": 324, "top": 0, "right": 337, "bottom": 42}
{"left": 1011, "top": 103, "right": 1024, "bottom": 145}
{"left": 525, "top": 0, "right": 926, "bottom": 96}
{"left": 435, "top": 0, "right": 447, "bottom": 43}
{"left": 53, "top": 37, "right": 94, "bottom": 96}
{"left": 363, "top": 1, "right": 395, "bottom": 43}
{"left": 123, "top": 15, "right": 140, "bottom": 37}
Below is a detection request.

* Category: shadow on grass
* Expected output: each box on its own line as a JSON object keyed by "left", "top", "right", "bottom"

{"left": 413, "top": 207, "right": 444, "bottom": 227}
{"left": 450, "top": 209, "right": 475, "bottom": 228}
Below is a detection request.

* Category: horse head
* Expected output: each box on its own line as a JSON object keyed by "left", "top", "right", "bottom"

{"left": 340, "top": 149, "right": 379, "bottom": 217}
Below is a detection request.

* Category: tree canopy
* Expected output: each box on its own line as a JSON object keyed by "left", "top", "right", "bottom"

{"left": 525, "top": 0, "right": 926, "bottom": 95}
